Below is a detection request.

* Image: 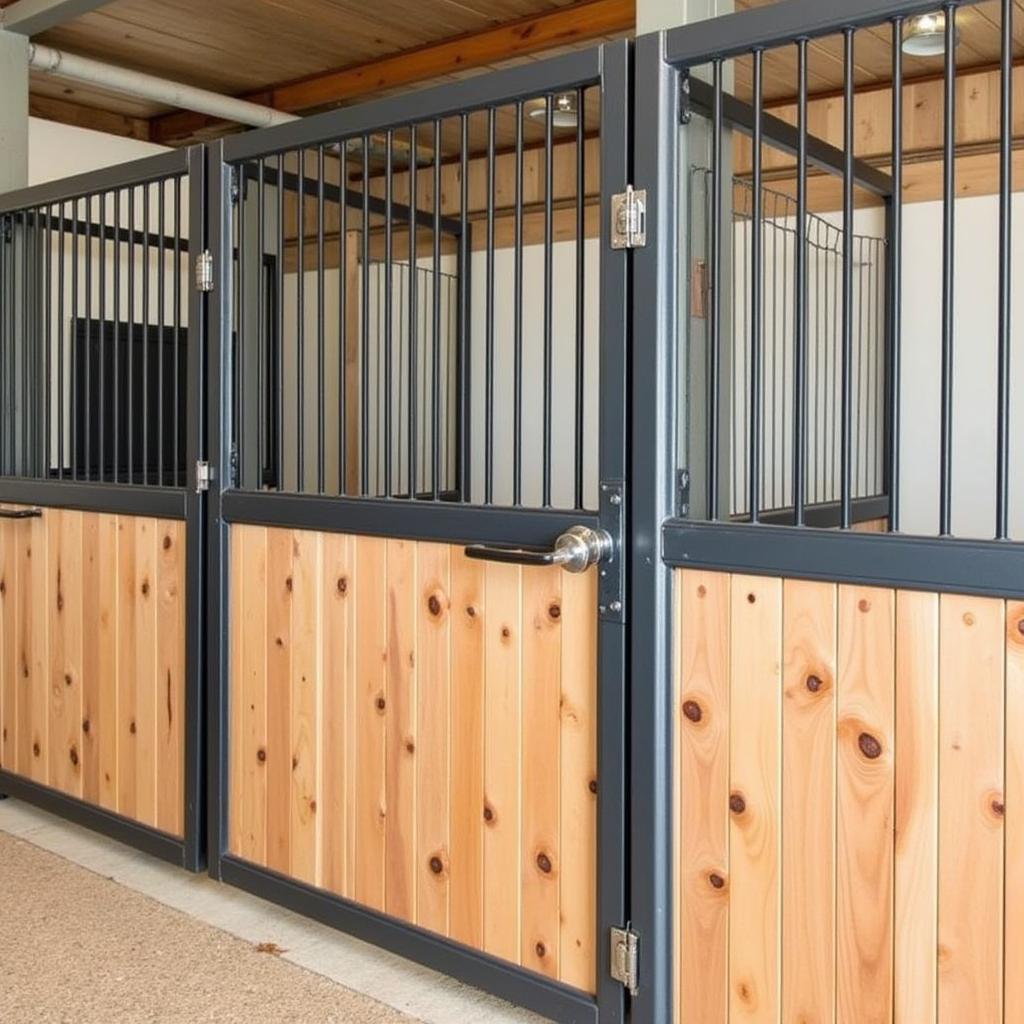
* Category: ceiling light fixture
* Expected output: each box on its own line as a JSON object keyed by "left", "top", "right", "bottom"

{"left": 902, "top": 11, "right": 960, "bottom": 56}
{"left": 528, "top": 92, "right": 578, "bottom": 128}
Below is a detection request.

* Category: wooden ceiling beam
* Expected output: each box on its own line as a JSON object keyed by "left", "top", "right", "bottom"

{"left": 150, "top": 0, "right": 635, "bottom": 146}
{"left": 29, "top": 93, "right": 152, "bottom": 140}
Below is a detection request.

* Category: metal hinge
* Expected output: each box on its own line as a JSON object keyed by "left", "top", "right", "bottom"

{"left": 195, "top": 250, "right": 214, "bottom": 292}
{"left": 680, "top": 72, "right": 692, "bottom": 125}
{"left": 195, "top": 460, "right": 214, "bottom": 493}
{"left": 610, "top": 926, "right": 639, "bottom": 996}
{"left": 610, "top": 186, "right": 647, "bottom": 250}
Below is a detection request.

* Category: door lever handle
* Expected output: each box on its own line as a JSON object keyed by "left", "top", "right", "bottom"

{"left": 0, "top": 507, "right": 42, "bottom": 519}
{"left": 465, "top": 525, "right": 612, "bottom": 574}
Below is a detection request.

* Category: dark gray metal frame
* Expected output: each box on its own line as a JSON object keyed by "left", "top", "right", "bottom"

{"left": 206, "top": 42, "right": 630, "bottom": 1024}
{"left": 0, "top": 146, "right": 207, "bottom": 872}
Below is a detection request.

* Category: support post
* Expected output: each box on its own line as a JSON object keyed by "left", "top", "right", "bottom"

{"left": 0, "top": 30, "right": 29, "bottom": 194}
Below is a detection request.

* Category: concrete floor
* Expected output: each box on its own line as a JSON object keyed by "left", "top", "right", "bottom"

{"left": 0, "top": 798, "right": 544, "bottom": 1024}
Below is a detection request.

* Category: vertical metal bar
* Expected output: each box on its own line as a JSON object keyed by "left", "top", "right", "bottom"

{"left": 57, "top": 201, "right": 65, "bottom": 479}
{"left": 384, "top": 130, "right": 394, "bottom": 497}
{"left": 709, "top": 61, "right": 724, "bottom": 521}
{"left": 317, "top": 144, "right": 326, "bottom": 494}
{"left": 44, "top": 204, "right": 52, "bottom": 480}
{"left": 940, "top": 3, "right": 956, "bottom": 535}
{"left": 297, "top": 151, "right": 305, "bottom": 492}
{"left": 236, "top": 168, "right": 245, "bottom": 490}
{"left": 276, "top": 153, "right": 285, "bottom": 490}
{"left": 432, "top": 119, "right": 442, "bottom": 500}
{"left": 841, "top": 28, "right": 855, "bottom": 529}
{"left": 997, "top": 0, "right": 1012, "bottom": 539}
{"left": 543, "top": 94, "right": 554, "bottom": 508}
{"left": 748, "top": 50, "right": 764, "bottom": 523}
{"left": 158, "top": 179, "right": 165, "bottom": 486}
{"left": 338, "top": 141, "right": 347, "bottom": 495}
{"left": 99, "top": 191, "right": 107, "bottom": 481}
{"left": 256, "top": 162, "right": 266, "bottom": 490}
{"left": 574, "top": 85, "right": 586, "bottom": 510}
{"left": 128, "top": 187, "right": 136, "bottom": 485}
{"left": 143, "top": 182, "right": 150, "bottom": 485}
{"left": 114, "top": 189, "right": 121, "bottom": 484}
{"left": 485, "top": 107, "right": 496, "bottom": 505}
{"left": 174, "top": 176, "right": 182, "bottom": 487}
{"left": 457, "top": 114, "right": 471, "bottom": 502}
{"left": 71, "top": 198, "right": 79, "bottom": 480}
{"left": 889, "top": 17, "right": 903, "bottom": 532}
{"left": 513, "top": 100, "right": 524, "bottom": 507}
{"left": 793, "top": 39, "right": 810, "bottom": 523}
{"left": 84, "top": 199, "right": 92, "bottom": 480}
{"left": 361, "top": 139, "right": 371, "bottom": 495}
{"left": 408, "top": 124, "right": 418, "bottom": 500}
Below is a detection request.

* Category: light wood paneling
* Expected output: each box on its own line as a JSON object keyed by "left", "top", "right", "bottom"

{"left": 674, "top": 569, "right": 1022, "bottom": 1024}
{"left": 0, "top": 506, "right": 186, "bottom": 837}
{"left": 228, "top": 524, "right": 599, "bottom": 992}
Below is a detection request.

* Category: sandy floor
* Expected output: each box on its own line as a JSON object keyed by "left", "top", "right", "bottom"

{"left": 0, "top": 830, "right": 417, "bottom": 1024}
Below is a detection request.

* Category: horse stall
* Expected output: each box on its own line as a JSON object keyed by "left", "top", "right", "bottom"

{"left": 0, "top": 149, "right": 205, "bottom": 870}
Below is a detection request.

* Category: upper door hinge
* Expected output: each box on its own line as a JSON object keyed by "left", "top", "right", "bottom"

{"left": 195, "top": 250, "right": 214, "bottom": 292}
{"left": 195, "top": 460, "right": 214, "bottom": 493}
{"left": 610, "top": 925, "right": 639, "bottom": 996}
{"left": 680, "top": 72, "right": 693, "bottom": 125}
{"left": 610, "top": 186, "right": 647, "bottom": 250}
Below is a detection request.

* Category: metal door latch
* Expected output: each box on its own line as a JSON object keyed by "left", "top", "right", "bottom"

{"left": 611, "top": 186, "right": 647, "bottom": 250}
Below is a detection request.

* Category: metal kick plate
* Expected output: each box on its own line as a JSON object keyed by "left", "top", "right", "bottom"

{"left": 598, "top": 479, "right": 625, "bottom": 623}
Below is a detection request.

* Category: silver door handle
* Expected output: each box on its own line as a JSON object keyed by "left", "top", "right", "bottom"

{"left": 464, "top": 525, "right": 612, "bottom": 574}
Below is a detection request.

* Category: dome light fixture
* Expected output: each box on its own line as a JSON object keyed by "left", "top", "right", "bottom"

{"left": 528, "top": 92, "right": 578, "bottom": 128}
{"left": 902, "top": 11, "right": 960, "bottom": 56}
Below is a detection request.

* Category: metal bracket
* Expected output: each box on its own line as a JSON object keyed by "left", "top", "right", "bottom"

{"left": 610, "top": 925, "right": 639, "bottom": 996}
{"left": 195, "top": 460, "right": 214, "bottom": 493}
{"left": 229, "top": 166, "right": 241, "bottom": 205}
{"left": 680, "top": 72, "right": 692, "bottom": 125}
{"left": 677, "top": 468, "right": 691, "bottom": 518}
{"left": 195, "top": 250, "right": 214, "bottom": 292}
{"left": 598, "top": 479, "right": 625, "bottom": 623}
{"left": 610, "top": 186, "right": 646, "bottom": 250}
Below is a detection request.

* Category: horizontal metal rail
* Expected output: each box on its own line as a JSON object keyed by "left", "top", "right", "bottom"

{"left": 664, "top": 518, "right": 1024, "bottom": 598}
{"left": 0, "top": 148, "right": 191, "bottom": 215}
{"left": 664, "top": 0, "right": 985, "bottom": 66}
{"left": 222, "top": 46, "right": 604, "bottom": 163}
{"left": 222, "top": 490, "right": 598, "bottom": 546}
{"left": 0, "top": 479, "right": 187, "bottom": 518}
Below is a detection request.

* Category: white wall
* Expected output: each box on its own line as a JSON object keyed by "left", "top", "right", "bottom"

{"left": 28, "top": 117, "right": 170, "bottom": 185}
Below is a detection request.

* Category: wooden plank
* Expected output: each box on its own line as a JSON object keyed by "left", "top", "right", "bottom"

{"left": 728, "top": 574, "right": 782, "bottom": 1023}
{"left": 95, "top": 515, "right": 119, "bottom": 812}
{"left": 676, "top": 570, "right": 730, "bottom": 1024}
{"left": 228, "top": 524, "right": 246, "bottom": 859}
{"left": 559, "top": 565, "right": 597, "bottom": 993}
{"left": 483, "top": 561, "right": 521, "bottom": 964}
{"left": 894, "top": 590, "right": 939, "bottom": 1024}
{"left": 1007, "top": 600, "right": 1024, "bottom": 1024}
{"left": 133, "top": 515, "right": 157, "bottom": 826}
{"left": 836, "top": 585, "right": 895, "bottom": 1024}
{"left": 781, "top": 578, "right": 837, "bottom": 1024}
{"left": 0, "top": 519, "right": 13, "bottom": 770}
{"left": 320, "top": 531, "right": 353, "bottom": 896}
{"left": 385, "top": 537, "right": 417, "bottom": 921}
{"left": 17, "top": 511, "right": 47, "bottom": 784}
{"left": 151, "top": 0, "right": 635, "bottom": 143}
{"left": 354, "top": 534, "right": 387, "bottom": 911}
{"left": 415, "top": 541, "right": 451, "bottom": 936}
{"left": 156, "top": 519, "right": 185, "bottom": 837}
{"left": 937, "top": 594, "right": 1005, "bottom": 1023}
{"left": 116, "top": 516, "right": 137, "bottom": 819}
{"left": 265, "top": 526, "right": 293, "bottom": 875}
{"left": 48, "top": 509, "right": 83, "bottom": 797}
{"left": 448, "top": 548, "right": 486, "bottom": 949}
{"left": 80, "top": 514, "right": 101, "bottom": 803}
{"left": 289, "top": 528, "right": 322, "bottom": 886}
{"left": 520, "top": 564, "right": 562, "bottom": 981}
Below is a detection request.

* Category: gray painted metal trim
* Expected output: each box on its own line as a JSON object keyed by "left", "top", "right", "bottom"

{"left": 220, "top": 856, "right": 599, "bottom": 1024}
{"left": 0, "top": 148, "right": 191, "bottom": 214}
{"left": 663, "top": 519, "right": 1024, "bottom": 598}
{"left": 221, "top": 490, "right": 598, "bottom": 547}
{"left": 664, "top": 0, "right": 986, "bottom": 66}
{"left": 0, "top": 771, "right": 190, "bottom": 868}
{"left": 0, "top": 478, "right": 187, "bottom": 518}
{"left": 0, "top": 0, "right": 114, "bottom": 35}
{"left": 687, "top": 78, "right": 893, "bottom": 197}
{"left": 221, "top": 47, "right": 604, "bottom": 163}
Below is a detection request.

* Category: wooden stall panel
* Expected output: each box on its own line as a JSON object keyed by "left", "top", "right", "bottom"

{"left": 0, "top": 507, "right": 187, "bottom": 837}
{"left": 227, "top": 526, "right": 599, "bottom": 992}
{"left": 674, "top": 570, "right": 1022, "bottom": 1024}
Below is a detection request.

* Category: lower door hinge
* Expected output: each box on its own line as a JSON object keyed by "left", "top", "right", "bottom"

{"left": 195, "top": 249, "right": 214, "bottom": 292}
{"left": 195, "top": 460, "right": 213, "bottom": 493}
{"left": 610, "top": 185, "right": 647, "bottom": 250}
{"left": 610, "top": 926, "right": 639, "bottom": 997}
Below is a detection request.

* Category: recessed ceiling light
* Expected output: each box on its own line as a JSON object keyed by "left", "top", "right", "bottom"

{"left": 902, "top": 11, "right": 960, "bottom": 56}
{"left": 528, "top": 92, "right": 578, "bottom": 128}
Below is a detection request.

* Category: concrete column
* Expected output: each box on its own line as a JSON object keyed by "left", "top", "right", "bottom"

{"left": 636, "top": 0, "right": 733, "bottom": 35}
{"left": 0, "top": 30, "right": 29, "bottom": 192}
